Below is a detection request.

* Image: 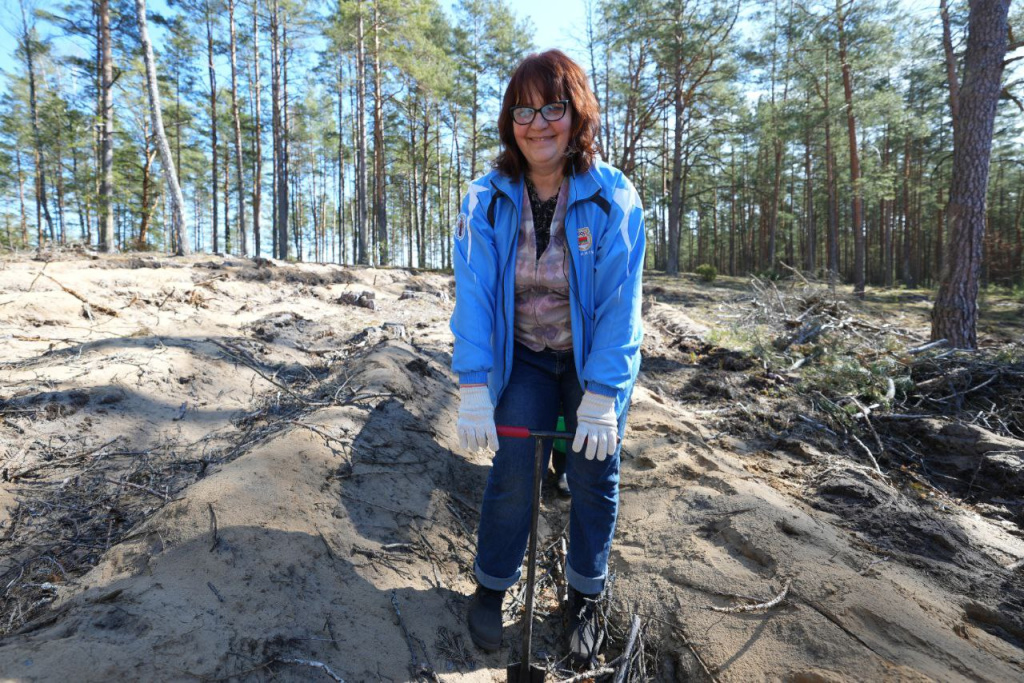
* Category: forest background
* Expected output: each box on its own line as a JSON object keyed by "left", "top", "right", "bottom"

{"left": 1, "top": 0, "right": 1023, "bottom": 323}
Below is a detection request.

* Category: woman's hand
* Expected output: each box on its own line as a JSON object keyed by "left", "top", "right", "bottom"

{"left": 457, "top": 385, "right": 498, "bottom": 453}
{"left": 572, "top": 391, "right": 618, "bottom": 461}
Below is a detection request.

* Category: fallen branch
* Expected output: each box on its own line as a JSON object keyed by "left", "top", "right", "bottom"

{"left": 559, "top": 666, "right": 615, "bottom": 682}
{"left": 104, "top": 477, "right": 172, "bottom": 501}
{"left": 41, "top": 273, "right": 119, "bottom": 317}
{"left": 849, "top": 397, "right": 886, "bottom": 463}
{"left": 274, "top": 657, "right": 344, "bottom": 682}
{"left": 907, "top": 339, "right": 948, "bottom": 355}
{"left": 208, "top": 503, "right": 219, "bottom": 552}
{"left": 209, "top": 339, "right": 326, "bottom": 407}
{"left": 850, "top": 435, "right": 883, "bottom": 476}
{"left": 612, "top": 614, "right": 643, "bottom": 683}
{"left": 5, "top": 438, "right": 119, "bottom": 481}
{"left": 709, "top": 579, "right": 792, "bottom": 614}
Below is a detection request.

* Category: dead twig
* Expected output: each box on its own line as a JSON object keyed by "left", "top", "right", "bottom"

{"left": 907, "top": 339, "right": 948, "bottom": 355}
{"left": 709, "top": 579, "right": 792, "bottom": 614}
{"left": 559, "top": 666, "right": 615, "bottom": 682}
{"left": 5, "top": 438, "right": 120, "bottom": 481}
{"left": 849, "top": 397, "right": 886, "bottom": 463}
{"left": 104, "top": 477, "right": 172, "bottom": 501}
{"left": 41, "top": 273, "right": 119, "bottom": 317}
{"left": 208, "top": 503, "right": 219, "bottom": 552}
{"left": 850, "top": 435, "right": 883, "bottom": 476}
{"left": 612, "top": 614, "right": 643, "bottom": 683}
{"left": 209, "top": 339, "right": 326, "bottom": 407}
{"left": 207, "top": 581, "right": 225, "bottom": 603}
{"left": 274, "top": 657, "right": 345, "bottom": 682}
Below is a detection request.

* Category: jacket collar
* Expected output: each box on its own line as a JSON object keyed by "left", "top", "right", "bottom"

{"left": 490, "top": 163, "right": 602, "bottom": 207}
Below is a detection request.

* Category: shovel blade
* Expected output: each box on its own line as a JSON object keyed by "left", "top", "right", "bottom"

{"left": 506, "top": 662, "right": 546, "bottom": 683}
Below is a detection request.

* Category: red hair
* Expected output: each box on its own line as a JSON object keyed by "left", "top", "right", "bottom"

{"left": 494, "top": 50, "right": 601, "bottom": 179}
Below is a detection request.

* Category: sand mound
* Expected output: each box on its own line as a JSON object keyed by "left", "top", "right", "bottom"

{"left": 0, "top": 254, "right": 1022, "bottom": 681}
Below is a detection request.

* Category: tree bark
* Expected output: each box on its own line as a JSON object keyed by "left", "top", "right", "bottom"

{"left": 940, "top": 0, "right": 961, "bottom": 128}
{"left": 281, "top": 18, "right": 291, "bottom": 259}
{"left": 836, "top": 0, "right": 865, "bottom": 297}
{"left": 136, "top": 0, "right": 189, "bottom": 255}
{"left": 270, "top": 0, "right": 288, "bottom": 259}
{"left": 342, "top": 58, "right": 350, "bottom": 264}
{"left": 354, "top": 0, "right": 369, "bottom": 264}
{"left": 19, "top": 0, "right": 55, "bottom": 245}
{"left": 372, "top": 0, "right": 387, "bottom": 265}
{"left": 98, "top": 0, "right": 115, "bottom": 252}
{"left": 666, "top": 84, "right": 685, "bottom": 276}
{"left": 228, "top": 0, "right": 247, "bottom": 256}
{"left": 205, "top": 0, "right": 219, "bottom": 253}
{"left": 251, "top": 0, "right": 263, "bottom": 256}
{"left": 901, "top": 136, "right": 914, "bottom": 286}
{"left": 931, "top": 0, "right": 1010, "bottom": 348}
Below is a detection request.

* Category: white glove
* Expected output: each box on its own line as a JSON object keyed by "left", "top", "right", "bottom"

{"left": 572, "top": 391, "right": 618, "bottom": 461}
{"left": 457, "top": 385, "right": 498, "bottom": 453}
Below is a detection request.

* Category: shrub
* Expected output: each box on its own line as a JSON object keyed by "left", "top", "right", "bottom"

{"left": 695, "top": 263, "right": 717, "bottom": 282}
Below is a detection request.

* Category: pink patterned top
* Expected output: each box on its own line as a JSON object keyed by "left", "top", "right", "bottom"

{"left": 514, "top": 180, "right": 573, "bottom": 352}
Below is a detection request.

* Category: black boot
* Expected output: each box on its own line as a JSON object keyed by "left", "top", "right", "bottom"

{"left": 567, "top": 586, "right": 604, "bottom": 666}
{"left": 467, "top": 584, "right": 505, "bottom": 651}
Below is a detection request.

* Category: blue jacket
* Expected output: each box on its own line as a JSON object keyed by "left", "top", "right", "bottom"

{"left": 450, "top": 160, "right": 645, "bottom": 417}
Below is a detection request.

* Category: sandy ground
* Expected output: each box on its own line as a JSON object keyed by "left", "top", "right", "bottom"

{"left": 0, "top": 252, "right": 1021, "bottom": 682}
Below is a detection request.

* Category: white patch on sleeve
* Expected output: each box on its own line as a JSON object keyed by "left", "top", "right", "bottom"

{"left": 464, "top": 182, "right": 489, "bottom": 262}
{"left": 613, "top": 184, "right": 640, "bottom": 249}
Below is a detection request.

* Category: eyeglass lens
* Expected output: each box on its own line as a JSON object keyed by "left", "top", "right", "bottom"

{"left": 512, "top": 101, "right": 567, "bottom": 125}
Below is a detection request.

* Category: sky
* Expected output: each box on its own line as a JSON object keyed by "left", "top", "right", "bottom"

{"left": 516, "top": 0, "right": 589, "bottom": 58}
{"left": 0, "top": 0, "right": 594, "bottom": 96}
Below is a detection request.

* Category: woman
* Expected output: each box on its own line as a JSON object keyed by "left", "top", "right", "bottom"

{"left": 450, "top": 49, "right": 645, "bottom": 666}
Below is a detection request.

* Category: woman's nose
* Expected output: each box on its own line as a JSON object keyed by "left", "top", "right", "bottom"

{"left": 530, "top": 113, "right": 550, "bottom": 129}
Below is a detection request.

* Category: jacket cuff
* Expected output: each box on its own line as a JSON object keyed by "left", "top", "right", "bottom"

{"left": 586, "top": 382, "right": 618, "bottom": 399}
{"left": 459, "top": 371, "right": 489, "bottom": 386}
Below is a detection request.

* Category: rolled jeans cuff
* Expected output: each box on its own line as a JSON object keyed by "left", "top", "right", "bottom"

{"left": 566, "top": 559, "right": 606, "bottom": 595}
{"left": 475, "top": 560, "right": 521, "bottom": 592}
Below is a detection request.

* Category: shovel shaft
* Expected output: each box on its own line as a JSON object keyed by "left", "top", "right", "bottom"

{"left": 519, "top": 437, "right": 544, "bottom": 683}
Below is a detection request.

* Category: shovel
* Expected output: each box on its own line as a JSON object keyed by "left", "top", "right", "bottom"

{"left": 496, "top": 425, "right": 575, "bottom": 683}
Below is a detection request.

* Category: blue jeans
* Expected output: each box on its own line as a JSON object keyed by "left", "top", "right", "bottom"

{"left": 474, "top": 343, "right": 629, "bottom": 595}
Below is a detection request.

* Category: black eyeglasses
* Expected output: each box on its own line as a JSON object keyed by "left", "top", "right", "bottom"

{"left": 510, "top": 100, "right": 569, "bottom": 125}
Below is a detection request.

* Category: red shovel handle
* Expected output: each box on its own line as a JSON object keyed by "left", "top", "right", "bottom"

{"left": 496, "top": 425, "right": 532, "bottom": 439}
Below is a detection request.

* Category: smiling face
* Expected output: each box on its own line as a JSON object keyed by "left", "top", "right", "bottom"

{"left": 511, "top": 89, "right": 573, "bottom": 177}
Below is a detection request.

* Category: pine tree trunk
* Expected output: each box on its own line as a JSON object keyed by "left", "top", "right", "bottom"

{"left": 931, "top": 0, "right": 1010, "bottom": 348}
{"left": 372, "top": 0, "right": 387, "bottom": 265}
{"left": 223, "top": 137, "right": 231, "bottom": 253}
{"left": 901, "top": 137, "right": 914, "bottom": 286}
{"left": 228, "top": 0, "right": 247, "bottom": 256}
{"left": 251, "top": 0, "right": 263, "bottom": 257}
{"left": 355, "top": 0, "right": 369, "bottom": 265}
{"left": 281, "top": 19, "right": 291, "bottom": 260}
{"left": 16, "top": 148, "right": 28, "bottom": 245}
{"left": 206, "top": 0, "right": 219, "bottom": 253}
{"left": 98, "top": 0, "right": 115, "bottom": 252}
{"left": 270, "top": 0, "right": 288, "bottom": 259}
{"left": 666, "top": 73, "right": 685, "bottom": 276}
{"left": 136, "top": 0, "right": 189, "bottom": 255}
{"left": 804, "top": 111, "right": 816, "bottom": 273}
{"left": 54, "top": 129, "right": 66, "bottom": 244}
{"left": 419, "top": 113, "right": 430, "bottom": 269}
{"left": 836, "top": 0, "right": 864, "bottom": 297}
{"left": 940, "top": 0, "right": 960, "bottom": 128}
{"left": 19, "top": 0, "right": 55, "bottom": 245}
{"left": 139, "top": 146, "right": 155, "bottom": 247}
{"left": 337, "top": 60, "right": 346, "bottom": 265}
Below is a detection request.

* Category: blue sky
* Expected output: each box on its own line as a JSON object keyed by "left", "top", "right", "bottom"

{"left": 0, "top": 0, "right": 591, "bottom": 95}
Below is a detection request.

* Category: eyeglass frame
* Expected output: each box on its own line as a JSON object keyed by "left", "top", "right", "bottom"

{"left": 509, "top": 100, "right": 570, "bottom": 125}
